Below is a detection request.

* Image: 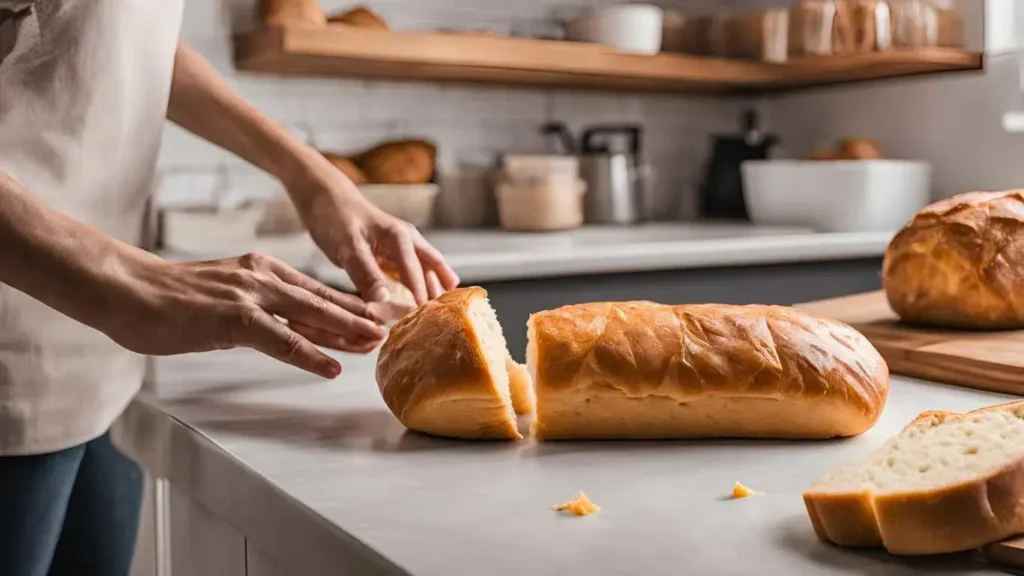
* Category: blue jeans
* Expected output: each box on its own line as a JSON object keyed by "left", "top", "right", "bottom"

{"left": 0, "top": 432, "right": 143, "bottom": 576}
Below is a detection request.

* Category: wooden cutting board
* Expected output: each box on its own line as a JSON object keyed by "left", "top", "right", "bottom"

{"left": 797, "top": 291, "right": 1024, "bottom": 396}
{"left": 986, "top": 537, "right": 1024, "bottom": 573}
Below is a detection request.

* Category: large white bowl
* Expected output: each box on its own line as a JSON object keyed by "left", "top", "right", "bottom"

{"left": 565, "top": 4, "right": 664, "bottom": 55}
{"left": 742, "top": 160, "right": 932, "bottom": 233}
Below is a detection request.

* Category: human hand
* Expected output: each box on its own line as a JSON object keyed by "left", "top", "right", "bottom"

{"left": 109, "top": 252, "right": 385, "bottom": 378}
{"left": 285, "top": 168, "right": 459, "bottom": 305}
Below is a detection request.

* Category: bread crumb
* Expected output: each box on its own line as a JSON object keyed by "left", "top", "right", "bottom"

{"left": 554, "top": 492, "right": 600, "bottom": 516}
{"left": 732, "top": 481, "right": 758, "bottom": 499}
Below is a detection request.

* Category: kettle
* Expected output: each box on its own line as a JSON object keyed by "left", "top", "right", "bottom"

{"left": 699, "top": 110, "right": 779, "bottom": 220}
{"left": 578, "top": 124, "right": 647, "bottom": 225}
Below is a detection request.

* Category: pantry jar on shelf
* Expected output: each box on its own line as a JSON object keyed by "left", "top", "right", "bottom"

{"left": 889, "top": 0, "right": 964, "bottom": 48}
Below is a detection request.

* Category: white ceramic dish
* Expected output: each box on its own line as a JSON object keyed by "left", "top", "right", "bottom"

{"left": 565, "top": 4, "right": 664, "bottom": 55}
{"left": 742, "top": 159, "right": 932, "bottom": 233}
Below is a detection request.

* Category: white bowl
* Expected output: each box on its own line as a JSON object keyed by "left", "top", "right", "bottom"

{"left": 742, "top": 160, "right": 932, "bottom": 233}
{"left": 566, "top": 4, "right": 664, "bottom": 55}
{"left": 360, "top": 184, "right": 439, "bottom": 229}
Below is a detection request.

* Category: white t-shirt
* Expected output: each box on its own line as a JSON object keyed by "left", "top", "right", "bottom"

{"left": 0, "top": 0, "right": 183, "bottom": 455}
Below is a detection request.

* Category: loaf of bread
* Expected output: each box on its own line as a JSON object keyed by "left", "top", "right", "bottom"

{"left": 804, "top": 401, "right": 1024, "bottom": 555}
{"left": 261, "top": 0, "right": 326, "bottom": 27}
{"left": 356, "top": 139, "right": 436, "bottom": 185}
{"left": 527, "top": 301, "right": 889, "bottom": 440}
{"left": 809, "top": 137, "right": 883, "bottom": 161}
{"left": 883, "top": 190, "right": 1024, "bottom": 329}
{"left": 328, "top": 6, "right": 389, "bottom": 29}
{"left": 376, "top": 287, "right": 522, "bottom": 440}
{"left": 322, "top": 152, "right": 368, "bottom": 184}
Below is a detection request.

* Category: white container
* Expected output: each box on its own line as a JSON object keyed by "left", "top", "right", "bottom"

{"left": 496, "top": 179, "right": 587, "bottom": 232}
{"left": 361, "top": 184, "right": 440, "bottom": 228}
{"left": 741, "top": 160, "right": 932, "bottom": 233}
{"left": 502, "top": 154, "right": 579, "bottom": 187}
{"left": 565, "top": 4, "right": 664, "bottom": 55}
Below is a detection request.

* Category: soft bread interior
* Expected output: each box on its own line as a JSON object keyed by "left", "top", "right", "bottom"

{"left": 466, "top": 297, "right": 517, "bottom": 421}
{"left": 810, "top": 410, "right": 1024, "bottom": 494}
{"left": 506, "top": 357, "right": 536, "bottom": 416}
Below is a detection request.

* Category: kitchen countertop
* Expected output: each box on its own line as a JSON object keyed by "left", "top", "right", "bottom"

{"left": 159, "top": 223, "right": 894, "bottom": 289}
{"left": 117, "top": 349, "right": 1009, "bottom": 576}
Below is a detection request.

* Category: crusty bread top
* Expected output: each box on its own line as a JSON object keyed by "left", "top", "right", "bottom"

{"left": 883, "top": 190, "right": 1024, "bottom": 328}
{"left": 376, "top": 287, "right": 496, "bottom": 423}
{"left": 529, "top": 301, "right": 888, "bottom": 417}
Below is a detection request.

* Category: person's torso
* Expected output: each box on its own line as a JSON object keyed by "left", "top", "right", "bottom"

{"left": 0, "top": 0, "right": 183, "bottom": 454}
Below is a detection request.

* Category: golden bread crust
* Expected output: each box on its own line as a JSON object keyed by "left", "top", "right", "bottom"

{"left": 883, "top": 190, "right": 1024, "bottom": 329}
{"left": 375, "top": 287, "right": 520, "bottom": 440}
{"left": 529, "top": 302, "right": 889, "bottom": 440}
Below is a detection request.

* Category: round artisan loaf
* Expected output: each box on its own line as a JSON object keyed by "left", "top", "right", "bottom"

{"left": 375, "top": 287, "right": 522, "bottom": 440}
{"left": 528, "top": 302, "right": 889, "bottom": 440}
{"left": 883, "top": 190, "right": 1024, "bottom": 329}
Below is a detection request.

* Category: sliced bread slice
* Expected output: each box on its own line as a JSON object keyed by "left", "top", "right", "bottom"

{"left": 375, "top": 287, "right": 522, "bottom": 439}
{"left": 804, "top": 400, "right": 1024, "bottom": 555}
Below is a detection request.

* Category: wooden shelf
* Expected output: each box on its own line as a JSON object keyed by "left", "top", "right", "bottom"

{"left": 234, "top": 25, "right": 984, "bottom": 94}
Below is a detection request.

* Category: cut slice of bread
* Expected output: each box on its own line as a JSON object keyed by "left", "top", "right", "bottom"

{"left": 804, "top": 400, "right": 1024, "bottom": 555}
{"left": 506, "top": 357, "right": 536, "bottom": 416}
{"left": 375, "top": 287, "right": 522, "bottom": 439}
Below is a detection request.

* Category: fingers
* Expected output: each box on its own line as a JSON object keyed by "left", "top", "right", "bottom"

{"left": 412, "top": 231, "right": 460, "bottom": 291}
{"left": 290, "top": 321, "right": 381, "bottom": 354}
{"left": 391, "top": 233, "right": 428, "bottom": 305}
{"left": 344, "top": 239, "right": 391, "bottom": 303}
{"left": 241, "top": 309, "right": 341, "bottom": 379}
{"left": 265, "top": 282, "right": 384, "bottom": 343}
{"left": 425, "top": 270, "right": 444, "bottom": 300}
{"left": 267, "top": 258, "right": 383, "bottom": 324}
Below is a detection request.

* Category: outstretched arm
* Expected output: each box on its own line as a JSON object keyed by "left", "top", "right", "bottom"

{"left": 166, "top": 40, "right": 458, "bottom": 304}
{"left": 0, "top": 171, "right": 384, "bottom": 378}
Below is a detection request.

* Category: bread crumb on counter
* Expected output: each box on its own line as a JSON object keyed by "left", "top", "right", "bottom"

{"left": 731, "top": 482, "right": 758, "bottom": 499}
{"left": 554, "top": 492, "right": 600, "bottom": 516}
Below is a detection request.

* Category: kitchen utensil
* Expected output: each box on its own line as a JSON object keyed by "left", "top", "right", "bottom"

{"left": 436, "top": 166, "right": 496, "bottom": 228}
{"left": 742, "top": 159, "right": 931, "bottom": 232}
{"left": 539, "top": 121, "right": 577, "bottom": 155}
{"left": 496, "top": 178, "right": 586, "bottom": 232}
{"left": 698, "top": 110, "right": 778, "bottom": 221}
{"left": 564, "top": 4, "right": 664, "bottom": 55}
{"left": 798, "top": 291, "right": 1024, "bottom": 395}
{"left": 579, "top": 124, "right": 647, "bottom": 225}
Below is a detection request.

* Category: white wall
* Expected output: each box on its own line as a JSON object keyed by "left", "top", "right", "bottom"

{"left": 159, "top": 0, "right": 759, "bottom": 221}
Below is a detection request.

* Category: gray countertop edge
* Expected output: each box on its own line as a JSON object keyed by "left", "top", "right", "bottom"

{"left": 158, "top": 228, "right": 892, "bottom": 291}
{"left": 115, "top": 397, "right": 409, "bottom": 576}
